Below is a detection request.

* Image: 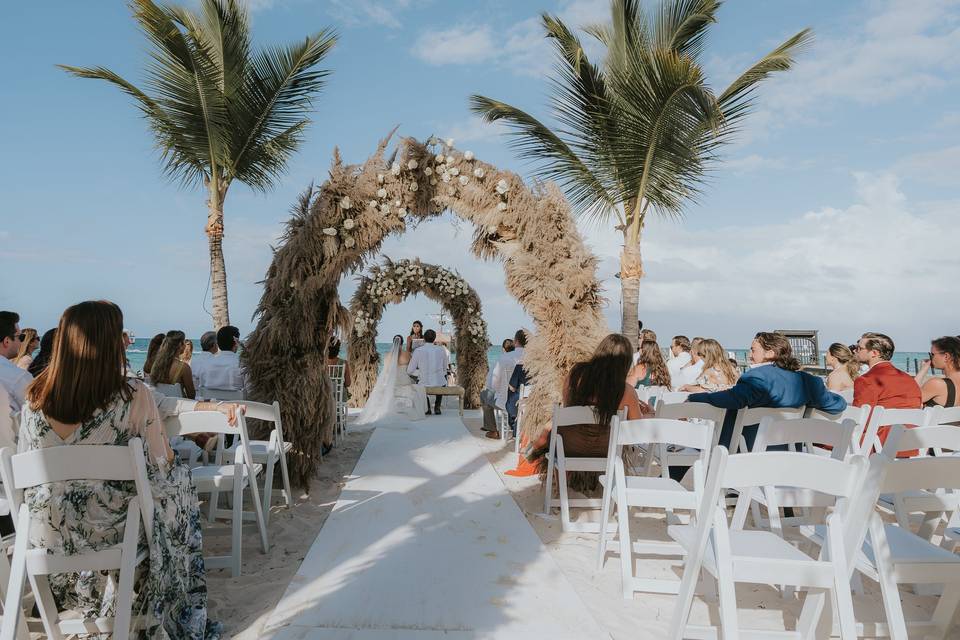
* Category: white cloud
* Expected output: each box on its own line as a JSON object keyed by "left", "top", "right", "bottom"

{"left": 895, "top": 145, "right": 960, "bottom": 186}
{"left": 581, "top": 170, "right": 958, "bottom": 347}
{"left": 739, "top": 0, "right": 960, "bottom": 134}
{"left": 410, "top": 0, "right": 612, "bottom": 76}
{"left": 410, "top": 25, "right": 498, "bottom": 65}
{"left": 328, "top": 0, "right": 420, "bottom": 29}
{"left": 431, "top": 116, "right": 506, "bottom": 145}
{"left": 722, "top": 154, "right": 788, "bottom": 174}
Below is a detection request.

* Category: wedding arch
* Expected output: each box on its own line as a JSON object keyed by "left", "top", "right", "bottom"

{"left": 348, "top": 258, "right": 488, "bottom": 408}
{"left": 243, "top": 132, "right": 607, "bottom": 488}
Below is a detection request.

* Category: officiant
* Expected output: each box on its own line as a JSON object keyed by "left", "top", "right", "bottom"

{"left": 407, "top": 329, "right": 450, "bottom": 415}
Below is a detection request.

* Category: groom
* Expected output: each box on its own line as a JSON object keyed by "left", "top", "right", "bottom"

{"left": 407, "top": 329, "right": 449, "bottom": 415}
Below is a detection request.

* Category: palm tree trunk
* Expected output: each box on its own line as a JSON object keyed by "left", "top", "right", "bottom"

{"left": 619, "top": 228, "right": 644, "bottom": 349}
{"left": 206, "top": 185, "right": 230, "bottom": 328}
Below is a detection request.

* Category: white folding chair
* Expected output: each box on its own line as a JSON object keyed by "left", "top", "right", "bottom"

{"left": 669, "top": 448, "right": 868, "bottom": 640}
{"left": 596, "top": 417, "right": 715, "bottom": 598}
{"left": 928, "top": 404, "right": 960, "bottom": 427}
{"left": 0, "top": 440, "right": 154, "bottom": 640}
{"left": 326, "top": 364, "right": 346, "bottom": 445}
{"left": 153, "top": 383, "right": 183, "bottom": 398}
{"left": 636, "top": 385, "right": 670, "bottom": 409}
{"left": 856, "top": 426, "right": 960, "bottom": 639}
{"left": 730, "top": 405, "right": 806, "bottom": 453}
{"left": 172, "top": 410, "right": 269, "bottom": 577}
{"left": 223, "top": 400, "right": 293, "bottom": 525}
{"left": 196, "top": 386, "right": 245, "bottom": 401}
{"left": 807, "top": 404, "right": 872, "bottom": 456}
{"left": 659, "top": 391, "right": 690, "bottom": 405}
{"left": 543, "top": 405, "right": 624, "bottom": 533}
{"left": 732, "top": 416, "right": 857, "bottom": 535}
{"left": 860, "top": 406, "right": 930, "bottom": 456}
{"left": 649, "top": 401, "right": 727, "bottom": 478}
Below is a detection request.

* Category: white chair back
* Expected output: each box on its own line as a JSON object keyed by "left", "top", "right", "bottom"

{"left": 929, "top": 405, "right": 960, "bottom": 426}
{"left": 608, "top": 418, "right": 715, "bottom": 490}
{"left": 154, "top": 382, "right": 183, "bottom": 398}
{"left": 731, "top": 405, "right": 806, "bottom": 453}
{"left": 655, "top": 401, "right": 728, "bottom": 449}
{"left": 860, "top": 406, "right": 930, "bottom": 455}
{"left": 808, "top": 404, "right": 872, "bottom": 455}
{"left": 659, "top": 391, "right": 690, "bottom": 405}
{"left": 753, "top": 416, "right": 856, "bottom": 460}
{"left": 0, "top": 440, "right": 153, "bottom": 640}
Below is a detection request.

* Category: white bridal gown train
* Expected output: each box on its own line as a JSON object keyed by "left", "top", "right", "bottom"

{"left": 354, "top": 337, "right": 428, "bottom": 425}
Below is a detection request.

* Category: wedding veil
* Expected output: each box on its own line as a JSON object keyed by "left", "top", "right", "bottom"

{"left": 354, "top": 336, "right": 402, "bottom": 425}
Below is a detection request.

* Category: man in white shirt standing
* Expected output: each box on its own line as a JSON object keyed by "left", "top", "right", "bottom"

{"left": 407, "top": 329, "right": 450, "bottom": 415}
{"left": 197, "top": 326, "right": 246, "bottom": 396}
{"left": 190, "top": 331, "right": 219, "bottom": 390}
{"left": 0, "top": 311, "right": 32, "bottom": 416}
{"left": 666, "top": 335, "right": 692, "bottom": 387}
{"left": 487, "top": 330, "right": 526, "bottom": 439}
{"left": 481, "top": 339, "right": 514, "bottom": 432}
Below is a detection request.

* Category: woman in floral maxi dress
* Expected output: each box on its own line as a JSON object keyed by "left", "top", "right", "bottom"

{"left": 18, "top": 301, "right": 223, "bottom": 639}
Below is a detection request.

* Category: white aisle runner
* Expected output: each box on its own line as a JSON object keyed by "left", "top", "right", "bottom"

{"left": 263, "top": 412, "right": 609, "bottom": 639}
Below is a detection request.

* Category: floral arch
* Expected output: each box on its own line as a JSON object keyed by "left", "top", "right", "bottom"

{"left": 348, "top": 258, "right": 488, "bottom": 409}
{"left": 242, "top": 132, "right": 607, "bottom": 488}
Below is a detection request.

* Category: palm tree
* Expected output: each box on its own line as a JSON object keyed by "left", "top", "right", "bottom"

{"left": 471, "top": 0, "right": 811, "bottom": 347}
{"left": 61, "top": 0, "right": 336, "bottom": 327}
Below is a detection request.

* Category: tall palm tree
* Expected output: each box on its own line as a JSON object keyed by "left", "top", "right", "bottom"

{"left": 471, "top": 0, "right": 811, "bottom": 347}
{"left": 61, "top": 0, "right": 336, "bottom": 327}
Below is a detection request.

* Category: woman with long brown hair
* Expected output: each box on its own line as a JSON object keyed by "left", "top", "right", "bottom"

{"left": 825, "top": 342, "right": 859, "bottom": 393}
{"left": 21, "top": 301, "right": 224, "bottom": 638}
{"left": 632, "top": 340, "right": 671, "bottom": 388}
{"left": 14, "top": 328, "right": 38, "bottom": 370}
{"left": 533, "top": 334, "right": 649, "bottom": 491}
{"left": 150, "top": 330, "right": 196, "bottom": 399}
{"left": 142, "top": 332, "right": 165, "bottom": 377}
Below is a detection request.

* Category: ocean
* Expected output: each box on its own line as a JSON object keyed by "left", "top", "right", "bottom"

{"left": 123, "top": 338, "right": 934, "bottom": 376}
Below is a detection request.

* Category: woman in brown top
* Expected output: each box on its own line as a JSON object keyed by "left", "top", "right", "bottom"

{"left": 534, "top": 333, "right": 649, "bottom": 491}
{"left": 150, "top": 330, "right": 196, "bottom": 399}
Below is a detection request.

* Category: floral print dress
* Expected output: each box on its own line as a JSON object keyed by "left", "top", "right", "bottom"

{"left": 17, "top": 380, "right": 222, "bottom": 639}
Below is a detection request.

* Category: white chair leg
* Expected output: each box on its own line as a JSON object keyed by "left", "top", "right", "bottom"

{"left": 616, "top": 487, "right": 633, "bottom": 599}
{"left": 715, "top": 558, "right": 740, "bottom": 640}
{"left": 557, "top": 454, "right": 572, "bottom": 531}
{"left": 827, "top": 523, "right": 857, "bottom": 640}
{"left": 930, "top": 583, "right": 960, "bottom": 640}
{"left": 869, "top": 517, "right": 909, "bottom": 640}
{"left": 262, "top": 456, "right": 276, "bottom": 527}
{"left": 543, "top": 450, "right": 555, "bottom": 515}
{"left": 1, "top": 507, "right": 32, "bottom": 640}
{"left": 231, "top": 479, "right": 243, "bottom": 577}
{"left": 596, "top": 472, "right": 614, "bottom": 570}
{"left": 668, "top": 551, "right": 702, "bottom": 640}
{"left": 113, "top": 505, "right": 141, "bottom": 640}
{"left": 247, "top": 468, "right": 270, "bottom": 553}
{"left": 279, "top": 447, "right": 294, "bottom": 508}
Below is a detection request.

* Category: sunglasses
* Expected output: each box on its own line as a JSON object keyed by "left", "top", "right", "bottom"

{"left": 13, "top": 333, "right": 27, "bottom": 342}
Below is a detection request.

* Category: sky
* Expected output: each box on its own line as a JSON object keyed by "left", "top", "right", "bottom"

{"left": 1, "top": 0, "right": 958, "bottom": 350}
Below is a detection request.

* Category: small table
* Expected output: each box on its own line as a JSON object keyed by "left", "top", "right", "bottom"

{"left": 424, "top": 386, "right": 465, "bottom": 416}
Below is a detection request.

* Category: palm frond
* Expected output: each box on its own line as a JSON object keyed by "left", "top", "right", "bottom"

{"left": 653, "top": 0, "right": 720, "bottom": 60}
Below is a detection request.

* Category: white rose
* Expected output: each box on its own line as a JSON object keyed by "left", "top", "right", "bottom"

{"left": 344, "top": 236, "right": 356, "bottom": 248}
{"left": 410, "top": 182, "right": 419, "bottom": 192}
{"left": 430, "top": 178, "right": 437, "bottom": 185}
{"left": 464, "top": 151, "right": 474, "bottom": 161}
{"left": 378, "top": 174, "right": 385, "bottom": 183}
{"left": 377, "top": 188, "right": 387, "bottom": 198}
{"left": 497, "top": 202, "right": 508, "bottom": 211}
{"left": 368, "top": 200, "right": 377, "bottom": 208}
{"left": 340, "top": 196, "right": 352, "bottom": 210}
{"left": 394, "top": 199, "right": 401, "bottom": 206}
{"left": 322, "top": 227, "right": 337, "bottom": 236}
{"left": 442, "top": 173, "right": 450, "bottom": 183}
{"left": 380, "top": 204, "right": 391, "bottom": 213}
{"left": 473, "top": 167, "right": 485, "bottom": 178}
{"left": 447, "top": 186, "right": 456, "bottom": 196}
{"left": 343, "top": 218, "right": 355, "bottom": 230}
{"left": 436, "top": 154, "right": 445, "bottom": 164}
{"left": 450, "top": 167, "right": 460, "bottom": 176}
{"left": 496, "top": 179, "right": 509, "bottom": 194}
{"left": 445, "top": 137, "right": 454, "bottom": 147}
{"left": 398, "top": 207, "right": 407, "bottom": 216}
{"left": 459, "top": 176, "right": 469, "bottom": 186}
{"left": 424, "top": 166, "right": 433, "bottom": 176}
{"left": 407, "top": 159, "right": 418, "bottom": 170}
{"left": 391, "top": 162, "right": 401, "bottom": 175}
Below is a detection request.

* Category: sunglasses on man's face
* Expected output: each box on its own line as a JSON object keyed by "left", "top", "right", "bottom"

{"left": 12, "top": 333, "right": 26, "bottom": 342}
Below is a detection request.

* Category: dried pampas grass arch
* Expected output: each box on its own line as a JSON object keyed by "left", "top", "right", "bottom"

{"left": 347, "top": 257, "right": 489, "bottom": 409}
{"left": 243, "top": 132, "right": 607, "bottom": 489}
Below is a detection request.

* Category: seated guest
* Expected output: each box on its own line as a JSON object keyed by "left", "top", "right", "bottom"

{"left": 674, "top": 337, "right": 705, "bottom": 390}
{"left": 505, "top": 332, "right": 530, "bottom": 436}
{"left": 825, "top": 343, "right": 859, "bottom": 393}
{"left": 633, "top": 328, "right": 658, "bottom": 365}
{"left": 854, "top": 332, "right": 920, "bottom": 411}
{"left": 14, "top": 328, "right": 39, "bottom": 370}
{"left": 530, "top": 333, "right": 648, "bottom": 491}
{"left": 688, "top": 331, "right": 846, "bottom": 451}
{"left": 27, "top": 328, "right": 57, "bottom": 378}
{"left": 0, "top": 311, "right": 32, "bottom": 415}
{"left": 492, "top": 330, "right": 526, "bottom": 413}
{"left": 141, "top": 332, "right": 165, "bottom": 378}
{"left": 326, "top": 337, "right": 352, "bottom": 389}
{"left": 20, "top": 300, "right": 222, "bottom": 638}
{"left": 916, "top": 336, "right": 960, "bottom": 408}
{"left": 150, "top": 330, "right": 196, "bottom": 399}
{"left": 190, "top": 330, "right": 218, "bottom": 389}
{"left": 481, "top": 339, "right": 514, "bottom": 433}
{"left": 197, "top": 325, "right": 246, "bottom": 394}
{"left": 407, "top": 329, "right": 450, "bottom": 416}
{"left": 181, "top": 339, "right": 194, "bottom": 365}
{"left": 666, "top": 335, "right": 692, "bottom": 383}
{"left": 631, "top": 340, "right": 671, "bottom": 388}
{"left": 680, "top": 338, "right": 739, "bottom": 392}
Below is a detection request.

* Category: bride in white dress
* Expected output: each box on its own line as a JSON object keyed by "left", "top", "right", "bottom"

{"left": 354, "top": 335, "right": 428, "bottom": 424}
